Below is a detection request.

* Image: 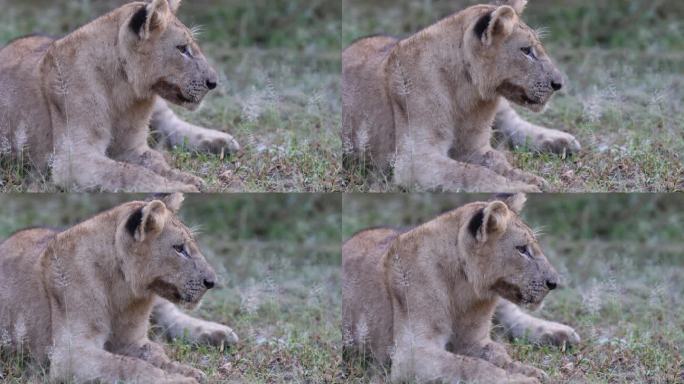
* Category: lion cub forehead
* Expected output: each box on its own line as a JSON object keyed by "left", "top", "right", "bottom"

{"left": 167, "top": 215, "right": 193, "bottom": 235}
{"left": 510, "top": 219, "right": 536, "bottom": 240}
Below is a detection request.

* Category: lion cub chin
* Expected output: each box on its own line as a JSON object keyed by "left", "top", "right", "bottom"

{"left": 0, "top": 193, "right": 217, "bottom": 384}
{"left": 343, "top": 194, "right": 561, "bottom": 384}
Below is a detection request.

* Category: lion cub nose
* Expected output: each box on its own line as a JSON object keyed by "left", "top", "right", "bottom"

{"left": 206, "top": 79, "right": 217, "bottom": 90}
{"left": 550, "top": 80, "right": 562, "bottom": 91}
{"left": 203, "top": 279, "right": 215, "bottom": 289}
{"left": 546, "top": 280, "right": 558, "bottom": 290}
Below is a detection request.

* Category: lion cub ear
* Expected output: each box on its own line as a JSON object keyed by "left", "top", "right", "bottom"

{"left": 495, "top": 193, "right": 527, "bottom": 214}
{"left": 126, "top": 201, "right": 169, "bottom": 242}
{"left": 475, "top": 5, "right": 518, "bottom": 46}
{"left": 497, "top": 0, "right": 527, "bottom": 15}
{"left": 468, "top": 201, "right": 511, "bottom": 243}
{"left": 167, "top": 0, "right": 182, "bottom": 14}
{"left": 160, "top": 192, "right": 184, "bottom": 214}
{"left": 130, "top": 0, "right": 171, "bottom": 39}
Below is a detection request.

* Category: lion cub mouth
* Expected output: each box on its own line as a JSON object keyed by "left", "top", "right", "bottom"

{"left": 492, "top": 279, "right": 548, "bottom": 309}
{"left": 497, "top": 81, "right": 548, "bottom": 111}
{"left": 521, "top": 94, "right": 541, "bottom": 105}
{"left": 153, "top": 80, "right": 201, "bottom": 108}
{"left": 149, "top": 278, "right": 204, "bottom": 305}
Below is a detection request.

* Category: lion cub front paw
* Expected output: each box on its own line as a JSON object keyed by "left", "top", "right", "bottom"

{"left": 173, "top": 364, "right": 206, "bottom": 383}
{"left": 163, "top": 373, "right": 200, "bottom": 384}
{"left": 509, "top": 362, "right": 548, "bottom": 382}
{"left": 506, "top": 373, "right": 541, "bottom": 384}
{"left": 506, "top": 180, "right": 542, "bottom": 193}
{"left": 534, "top": 322, "right": 581, "bottom": 347}
{"left": 523, "top": 173, "right": 548, "bottom": 191}
{"left": 169, "top": 171, "right": 205, "bottom": 191}
{"left": 155, "top": 180, "right": 200, "bottom": 193}
{"left": 507, "top": 170, "right": 548, "bottom": 192}
{"left": 195, "top": 322, "right": 239, "bottom": 347}
{"left": 534, "top": 129, "right": 581, "bottom": 155}
{"left": 197, "top": 130, "right": 241, "bottom": 156}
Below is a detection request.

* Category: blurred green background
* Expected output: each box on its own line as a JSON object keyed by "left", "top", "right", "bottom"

{"left": 0, "top": 0, "right": 341, "bottom": 51}
{"left": 0, "top": 193, "right": 341, "bottom": 383}
{"left": 343, "top": 0, "right": 684, "bottom": 51}
{"left": 0, "top": 0, "right": 343, "bottom": 192}
{"left": 342, "top": 193, "right": 684, "bottom": 383}
{"left": 342, "top": 0, "right": 684, "bottom": 192}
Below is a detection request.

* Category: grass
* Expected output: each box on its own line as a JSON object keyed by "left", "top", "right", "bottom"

{"left": 0, "top": 0, "right": 343, "bottom": 192}
{"left": 342, "top": 0, "right": 684, "bottom": 192}
{"left": 341, "top": 193, "right": 684, "bottom": 383}
{"left": 0, "top": 194, "right": 342, "bottom": 383}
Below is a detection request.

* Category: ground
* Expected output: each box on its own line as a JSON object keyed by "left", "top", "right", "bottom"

{"left": 341, "top": 193, "right": 684, "bottom": 383}
{"left": 0, "top": 194, "right": 342, "bottom": 383}
{"left": 0, "top": 0, "right": 342, "bottom": 192}
{"left": 342, "top": 0, "right": 684, "bottom": 192}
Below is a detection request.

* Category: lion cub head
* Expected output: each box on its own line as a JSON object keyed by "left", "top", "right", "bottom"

{"left": 120, "top": 0, "right": 218, "bottom": 110}
{"left": 465, "top": 0, "right": 563, "bottom": 112}
{"left": 118, "top": 193, "right": 217, "bottom": 309}
{"left": 459, "top": 194, "right": 559, "bottom": 309}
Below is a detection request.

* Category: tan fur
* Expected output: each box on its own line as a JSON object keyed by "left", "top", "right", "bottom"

{"left": 495, "top": 99, "right": 580, "bottom": 155}
{"left": 0, "top": 0, "right": 222, "bottom": 192}
{"left": 494, "top": 299, "right": 579, "bottom": 347}
{"left": 342, "top": 1, "right": 577, "bottom": 192}
{"left": 151, "top": 298, "right": 239, "bottom": 347}
{"left": 151, "top": 99, "right": 241, "bottom": 156}
{"left": 0, "top": 194, "right": 220, "bottom": 383}
{"left": 343, "top": 194, "right": 569, "bottom": 383}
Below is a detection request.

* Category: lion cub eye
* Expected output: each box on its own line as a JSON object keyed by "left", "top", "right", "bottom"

{"left": 173, "top": 244, "right": 189, "bottom": 258}
{"left": 177, "top": 44, "right": 192, "bottom": 57}
{"left": 516, "top": 245, "right": 533, "bottom": 259}
{"left": 521, "top": 46, "right": 535, "bottom": 58}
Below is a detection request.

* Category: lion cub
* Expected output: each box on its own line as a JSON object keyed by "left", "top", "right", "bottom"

{"left": 343, "top": 194, "right": 564, "bottom": 384}
{"left": 0, "top": 194, "right": 218, "bottom": 383}
{"left": 0, "top": 0, "right": 237, "bottom": 192}
{"left": 343, "top": 0, "right": 579, "bottom": 192}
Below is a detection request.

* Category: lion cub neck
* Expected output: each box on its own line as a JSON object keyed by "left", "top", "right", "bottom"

{"left": 391, "top": 5, "right": 502, "bottom": 112}
{"left": 46, "top": 4, "right": 158, "bottom": 110}
{"left": 384, "top": 208, "right": 500, "bottom": 342}
{"left": 40, "top": 202, "right": 156, "bottom": 315}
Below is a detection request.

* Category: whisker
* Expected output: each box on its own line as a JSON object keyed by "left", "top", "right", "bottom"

{"left": 189, "top": 25, "right": 205, "bottom": 39}
{"left": 532, "top": 225, "right": 546, "bottom": 238}
{"left": 534, "top": 26, "right": 550, "bottom": 40}
{"left": 188, "top": 224, "right": 204, "bottom": 237}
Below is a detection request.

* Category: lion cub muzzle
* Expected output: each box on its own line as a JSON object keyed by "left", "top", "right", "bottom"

{"left": 170, "top": 249, "right": 218, "bottom": 306}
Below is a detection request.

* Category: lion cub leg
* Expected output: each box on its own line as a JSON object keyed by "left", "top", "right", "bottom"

{"left": 116, "top": 145, "right": 205, "bottom": 191}
{"left": 474, "top": 340, "right": 548, "bottom": 382}
{"left": 151, "top": 297, "right": 239, "bottom": 347}
{"left": 49, "top": 341, "right": 197, "bottom": 384}
{"left": 467, "top": 147, "right": 548, "bottom": 191}
{"left": 495, "top": 99, "right": 580, "bottom": 155}
{"left": 390, "top": 340, "right": 539, "bottom": 384}
{"left": 151, "top": 98, "right": 240, "bottom": 155}
{"left": 495, "top": 299, "right": 580, "bottom": 347}
{"left": 52, "top": 152, "right": 199, "bottom": 193}
{"left": 394, "top": 152, "right": 541, "bottom": 193}
{"left": 117, "top": 339, "right": 207, "bottom": 383}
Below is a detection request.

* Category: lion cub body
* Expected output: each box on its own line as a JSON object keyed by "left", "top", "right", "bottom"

{"left": 343, "top": 0, "right": 576, "bottom": 192}
{"left": 0, "top": 195, "right": 217, "bottom": 383}
{"left": 343, "top": 195, "right": 562, "bottom": 383}
{"left": 0, "top": 0, "right": 220, "bottom": 192}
